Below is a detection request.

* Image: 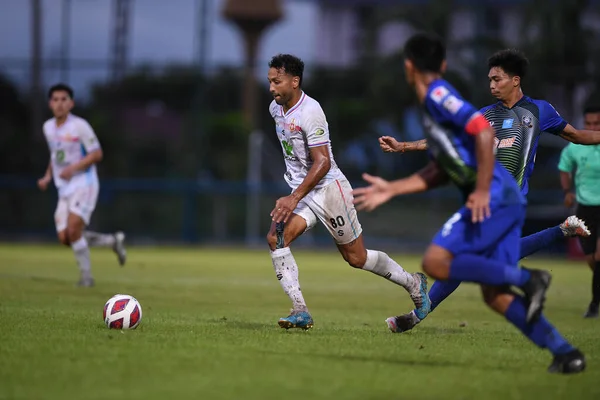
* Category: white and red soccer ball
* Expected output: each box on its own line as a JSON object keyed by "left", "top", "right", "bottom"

{"left": 103, "top": 294, "right": 142, "bottom": 329}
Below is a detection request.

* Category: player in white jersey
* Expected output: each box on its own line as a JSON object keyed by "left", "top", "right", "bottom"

{"left": 266, "top": 54, "right": 431, "bottom": 329}
{"left": 37, "top": 84, "right": 127, "bottom": 287}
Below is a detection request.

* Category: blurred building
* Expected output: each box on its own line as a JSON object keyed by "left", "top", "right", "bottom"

{"left": 307, "top": 0, "right": 600, "bottom": 133}
{"left": 310, "top": 0, "right": 600, "bottom": 67}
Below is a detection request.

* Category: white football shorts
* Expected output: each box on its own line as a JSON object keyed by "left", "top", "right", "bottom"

{"left": 54, "top": 184, "right": 99, "bottom": 232}
{"left": 294, "top": 178, "right": 362, "bottom": 245}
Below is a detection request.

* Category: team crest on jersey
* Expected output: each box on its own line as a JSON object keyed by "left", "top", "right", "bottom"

{"left": 285, "top": 118, "right": 301, "bottom": 132}
{"left": 522, "top": 115, "right": 533, "bottom": 128}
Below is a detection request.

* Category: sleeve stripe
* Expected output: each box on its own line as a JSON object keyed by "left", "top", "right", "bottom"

{"left": 308, "top": 141, "right": 329, "bottom": 147}
{"left": 465, "top": 114, "right": 491, "bottom": 136}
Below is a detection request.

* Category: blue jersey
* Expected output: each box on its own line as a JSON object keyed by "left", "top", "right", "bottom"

{"left": 479, "top": 96, "right": 567, "bottom": 196}
{"left": 423, "top": 79, "right": 525, "bottom": 206}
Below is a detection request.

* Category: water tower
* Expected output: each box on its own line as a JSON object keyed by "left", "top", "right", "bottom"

{"left": 222, "top": 0, "right": 283, "bottom": 129}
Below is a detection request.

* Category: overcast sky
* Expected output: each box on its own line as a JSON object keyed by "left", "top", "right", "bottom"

{"left": 0, "top": 0, "right": 317, "bottom": 98}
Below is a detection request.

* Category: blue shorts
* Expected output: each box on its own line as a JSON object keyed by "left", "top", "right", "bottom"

{"left": 432, "top": 203, "right": 525, "bottom": 265}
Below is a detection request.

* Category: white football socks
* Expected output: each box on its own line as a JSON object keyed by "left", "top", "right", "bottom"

{"left": 71, "top": 237, "right": 92, "bottom": 280}
{"left": 271, "top": 247, "right": 308, "bottom": 313}
{"left": 362, "top": 249, "right": 415, "bottom": 292}
{"left": 83, "top": 231, "right": 116, "bottom": 247}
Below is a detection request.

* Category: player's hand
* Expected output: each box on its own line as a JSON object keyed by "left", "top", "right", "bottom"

{"left": 271, "top": 195, "right": 299, "bottom": 224}
{"left": 379, "top": 136, "right": 403, "bottom": 153}
{"left": 37, "top": 176, "right": 51, "bottom": 191}
{"left": 564, "top": 192, "right": 576, "bottom": 208}
{"left": 466, "top": 189, "right": 491, "bottom": 223}
{"left": 352, "top": 173, "right": 394, "bottom": 212}
{"left": 59, "top": 165, "right": 76, "bottom": 180}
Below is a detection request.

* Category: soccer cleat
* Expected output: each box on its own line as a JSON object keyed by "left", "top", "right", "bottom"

{"left": 559, "top": 216, "right": 590, "bottom": 237}
{"left": 385, "top": 311, "right": 421, "bottom": 333}
{"left": 77, "top": 277, "right": 95, "bottom": 287}
{"left": 112, "top": 231, "right": 127, "bottom": 267}
{"left": 410, "top": 272, "right": 431, "bottom": 320}
{"left": 278, "top": 310, "right": 314, "bottom": 330}
{"left": 521, "top": 268, "right": 552, "bottom": 324}
{"left": 547, "top": 349, "right": 586, "bottom": 374}
{"left": 583, "top": 302, "right": 599, "bottom": 318}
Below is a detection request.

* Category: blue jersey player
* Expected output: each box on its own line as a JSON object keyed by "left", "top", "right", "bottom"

{"left": 353, "top": 33, "right": 585, "bottom": 374}
{"left": 378, "top": 49, "right": 593, "bottom": 333}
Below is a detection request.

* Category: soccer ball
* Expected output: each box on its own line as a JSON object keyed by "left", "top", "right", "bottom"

{"left": 103, "top": 294, "right": 142, "bottom": 330}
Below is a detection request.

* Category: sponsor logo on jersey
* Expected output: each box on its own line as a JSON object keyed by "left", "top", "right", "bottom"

{"left": 431, "top": 86, "right": 449, "bottom": 104}
{"left": 497, "top": 136, "right": 516, "bottom": 148}
{"left": 281, "top": 140, "right": 294, "bottom": 157}
{"left": 63, "top": 133, "right": 80, "bottom": 142}
{"left": 315, "top": 128, "right": 325, "bottom": 136}
{"left": 502, "top": 119, "right": 514, "bottom": 129}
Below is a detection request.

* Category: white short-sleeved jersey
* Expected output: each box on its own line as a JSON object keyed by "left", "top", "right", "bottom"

{"left": 269, "top": 92, "right": 345, "bottom": 190}
{"left": 43, "top": 114, "right": 101, "bottom": 198}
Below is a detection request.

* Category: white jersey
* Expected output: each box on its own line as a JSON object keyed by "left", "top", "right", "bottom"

{"left": 269, "top": 92, "right": 345, "bottom": 190}
{"left": 43, "top": 114, "right": 101, "bottom": 198}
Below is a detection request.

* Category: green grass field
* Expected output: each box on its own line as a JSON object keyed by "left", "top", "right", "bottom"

{"left": 0, "top": 244, "right": 598, "bottom": 400}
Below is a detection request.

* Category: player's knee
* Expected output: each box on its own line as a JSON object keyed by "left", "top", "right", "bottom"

{"left": 422, "top": 246, "right": 451, "bottom": 280}
{"left": 342, "top": 251, "right": 366, "bottom": 268}
{"left": 421, "top": 256, "right": 445, "bottom": 280}
{"left": 58, "top": 231, "right": 70, "bottom": 246}
{"left": 67, "top": 226, "right": 82, "bottom": 244}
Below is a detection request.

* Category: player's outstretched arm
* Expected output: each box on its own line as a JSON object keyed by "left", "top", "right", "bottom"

{"left": 559, "top": 124, "right": 600, "bottom": 145}
{"left": 352, "top": 161, "right": 448, "bottom": 212}
{"left": 379, "top": 136, "right": 428, "bottom": 153}
{"left": 271, "top": 146, "right": 330, "bottom": 223}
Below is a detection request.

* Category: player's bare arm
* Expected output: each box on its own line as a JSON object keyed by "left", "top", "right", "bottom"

{"left": 353, "top": 161, "right": 448, "bottom": 212}
{"left": 59, "top": 149, "right": 103, "bottom": 180}
{"left": 559, "top": 124, "right": 600, "bottom": 145}
{"left": 467, "top": 122, "right": 495, "bottom": 223}
{"left": 37, "top": 160, "right": 53, "bottom": 191}
{"left": 560, "top": 170, "right": 576, "bottom": 208}
{"left": 270, "top": 145, "right": 331, "bottom": 223}
{"left": 379, "top": 136, "right": 428, "bottom": 153}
